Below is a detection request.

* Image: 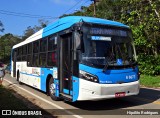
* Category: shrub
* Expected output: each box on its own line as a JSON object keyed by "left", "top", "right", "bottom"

{"left": 138, "top": 54, "right": 160, "bottom": 75}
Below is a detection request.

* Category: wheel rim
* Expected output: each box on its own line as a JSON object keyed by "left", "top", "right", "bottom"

{"left": 50, "top": 82, "right": 55, "bottom": 95}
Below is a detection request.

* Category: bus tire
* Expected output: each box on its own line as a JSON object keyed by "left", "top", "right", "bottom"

{"left": 49, "top": 77, "right": 59, "bottom": 101}
{"left": 17, "top": 71, "right": 22, "bottom": 85}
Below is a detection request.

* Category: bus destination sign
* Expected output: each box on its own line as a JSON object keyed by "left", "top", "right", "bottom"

{"left": 90, "top": 28, "right": 128, "bottom": 37}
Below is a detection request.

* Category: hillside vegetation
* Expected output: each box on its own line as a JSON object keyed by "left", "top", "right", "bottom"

{"left": 65, "top": 0, "right": 160, "bottom": 76}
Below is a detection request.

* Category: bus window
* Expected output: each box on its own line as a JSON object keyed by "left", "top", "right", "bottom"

{"left": 27, "top": 43, "right": 32, "bottom": 66}
{"left": 28, "top": 43, "right": 32, "bottom": 54}
{"left": 48, "top": 35, "right": 57, "bottom": 51}
{"left": 51, "top": 52, "right": 56, "bottom": 63}
{"left": 32, "top": 41, "right": 39, "bottom": 66}
{"left": 22, "top": 45, "right": 27, "bottom": 61}
{"left": 33, "top": 41, "right": 39, "bottom": 53}
{"left": 40, "top": 38, "right": 47, "bottom": 52}
{"left": 47, "top": 52, "right": 57, "bottom": 67}
{"left": 22, "top": 45, "right": 27, "bottom": 55}
{"left": 12, "top": 49, "right": 14, "bottom": 61}
{"left": 27, "top": 55, "right": 32, "bottom": 66}
{"left": 17, "top": 47, "right": 22, "bottom": 61}
{"left": 39, "top": 53, "right": 46, "bottom": 67}
{"left": 33, "top": 54, "right": 39, "bottom": 66}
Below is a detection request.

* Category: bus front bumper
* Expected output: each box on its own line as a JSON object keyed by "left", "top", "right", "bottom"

{"left": 77, "top": 79, "right": 140, "bottom": 101}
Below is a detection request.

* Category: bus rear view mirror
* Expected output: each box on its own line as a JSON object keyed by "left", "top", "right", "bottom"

{"left": 74, "top": 32, "right": 82, "bottom": 60}
{"left": 74, "top": 32, "right": 81, "bottom": 50}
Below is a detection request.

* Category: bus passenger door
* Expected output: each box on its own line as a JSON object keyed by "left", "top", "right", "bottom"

{"left": 58, "top": 32, "right": 80, "bottom": 101}
{"left": 59, "top": 33, "right": 73, "bottom": 101}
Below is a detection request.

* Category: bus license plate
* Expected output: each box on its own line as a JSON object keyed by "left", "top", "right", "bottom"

{"left": 115, "top": 92, "right": 125, "bottom": 98}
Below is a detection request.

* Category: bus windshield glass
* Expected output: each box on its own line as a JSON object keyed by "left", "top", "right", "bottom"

{"left": 81, "top": 26, "right": 136, "bottom": 68}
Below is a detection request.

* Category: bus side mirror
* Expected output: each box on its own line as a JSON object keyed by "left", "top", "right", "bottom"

{"left": 74, "top": 32, "right": 85, "bottom": 53}
{"left": 74, "top": 32, "right": 81, "bottom": 50}
{"left": 74, "top": 32, "right": 81, "bottom": 60}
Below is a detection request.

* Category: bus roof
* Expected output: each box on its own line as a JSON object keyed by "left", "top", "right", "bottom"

{"left": 42, "top": 16, "right": 129, "bottom": 37}
{"left": 13, "top": 16, "right": 129, "bottom": 49}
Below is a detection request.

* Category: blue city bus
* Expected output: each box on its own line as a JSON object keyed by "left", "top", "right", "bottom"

{"left": 11, "top": 16, "right": 140, "bottom": 102}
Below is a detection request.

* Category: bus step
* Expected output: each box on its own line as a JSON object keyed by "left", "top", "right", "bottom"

{"left": 60, "top": 93, "right": 72, "bottom": 101}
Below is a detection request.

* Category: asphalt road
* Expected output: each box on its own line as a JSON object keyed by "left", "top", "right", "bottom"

{"left": 2, "top": 74, "right": 160, "bottom": 118}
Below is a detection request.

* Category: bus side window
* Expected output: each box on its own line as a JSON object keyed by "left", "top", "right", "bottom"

{"left": 33, "top": 41, "right": 39, "bottom": 53}
{"left": 17, "top": 47, "right": 22, "bottom": 61}
{"left": 39, "top": 53, "right": 46, "bottom": 67}
{"left": 33, "top": 54, "right": 39, "bottom": 66}
{"left": 51, "top": 52, "right": 57, "bottom": 63}
{"left": 47, "top": 35, "right": 57, "bottom": 67}
{"left": 47, "top": 51, "right": 57, "bottom": 67}
{"left": 39, "top": 38, "right": 47, "bottom": 67}
{"left": 22, "top": 45, "right": 27, "bottom": 61}
{"left": 27, "top": 43, "right": 32, "bottom": 66}
{"left": 27, "top": 55, "right": 32, "bottom": 66}
{"left": 12, "top": 49, "right": 15, "bottom": 61}
{"left": 32, "top": 41, "right": 39, "bottom": 67}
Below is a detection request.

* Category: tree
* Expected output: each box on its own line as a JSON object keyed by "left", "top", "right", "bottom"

{"left": 22, "top": 19, "right": 49, "bottom": 40}
{"left": 68, "top": 0, "right": 160, "bottom": 57}
{"left": 62, "top": 0, "right": 160, "bottom": 75}
{"left": 0, "top": 33, "right": 21, "bottom": 62}
{"left": 22, "top": 26, "right": 35, "bottom": 40}
{"left": 119, "top": 0, "right": 160, "bottom": 56}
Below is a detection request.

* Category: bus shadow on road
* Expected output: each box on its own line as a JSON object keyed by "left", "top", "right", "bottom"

{"left": 67, "top": 88, "right": 160, "bottom": 110}
{"left": 7, "top": 83, "right": 19, "bottom": 87}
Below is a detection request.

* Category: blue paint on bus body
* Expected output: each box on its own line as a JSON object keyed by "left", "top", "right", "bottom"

{"left": 79, "top": 64, "right": 138, "bottom": 84}
{"left": 19, "top": 72, "right": 40, "bottom": 77}
{"left": 42, "top": 16, "right": 129, "bottom": 38}
{"left": 72, "top": 76, "right": 79, "bottom": 102}
{"left": 40, "top": 68, "right": 53, "bottom": 92}
{"left": 54, "top": 79, "right": 59, "bottom": 97}
{"left": 63, "top": 88, "right": 73, "bottom": 95}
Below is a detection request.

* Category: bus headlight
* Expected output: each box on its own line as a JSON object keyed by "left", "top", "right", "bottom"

{"left": 80, "top": 70, "right": 99, "bottom": 83}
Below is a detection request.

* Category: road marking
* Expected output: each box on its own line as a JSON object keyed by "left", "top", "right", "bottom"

{"left": 132, "top": 96, "right": 160, "bottom": 105}
{"left": 141, "top": 86, "right": 160, "bottom": 91}
{"left": 4, "top": 79, "right": 83, "bottom": 118}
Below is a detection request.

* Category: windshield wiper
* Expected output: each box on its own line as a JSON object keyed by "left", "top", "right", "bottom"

{"left": 128, "top": 57, "right": 135, "bottom": 69}
{"left": 102, "top": 52, "right": 115, "bottom": 72}
{"left": 102, "top": 58, "right": 109, "bottom": 72}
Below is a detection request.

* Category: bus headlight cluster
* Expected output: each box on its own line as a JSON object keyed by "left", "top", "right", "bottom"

{"left": 80, "top": 70, "right": 99, "bottom": 83}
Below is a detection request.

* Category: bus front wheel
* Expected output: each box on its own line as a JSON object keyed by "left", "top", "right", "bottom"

{"left": 49, "top": 77, "right": 59, "bottom": 101}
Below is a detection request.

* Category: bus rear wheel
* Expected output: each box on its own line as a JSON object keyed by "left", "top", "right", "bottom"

{"left": 49, "top": 77, "right": 59, "bottom": 101}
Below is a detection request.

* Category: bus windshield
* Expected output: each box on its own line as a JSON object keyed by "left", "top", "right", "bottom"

{"left": 81, "top": 26, "right": 137, "bottom": 68}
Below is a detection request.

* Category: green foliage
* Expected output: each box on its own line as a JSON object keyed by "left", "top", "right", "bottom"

{"left": 0, "top": 33, "right": 21, "bottom": 62}
{"left": 1, "top": 0, "right": 160, "bottom": 76}
{"left": 138, "top": 54, "right": 160, "bottom": 75}
{"left": 119, "top": 0, "right": 160, "bottom": 56}
{"left": 64, "top": 0, "right": 160, "bottom": 76}
{"left": 22, "top": 19, "right": 48, "bottom": 40}
{"left": 140, "top": 75, "right": 160, "bottom": 88}
{"left": 0, "top": 19, "right": 48, "bottom": 63}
